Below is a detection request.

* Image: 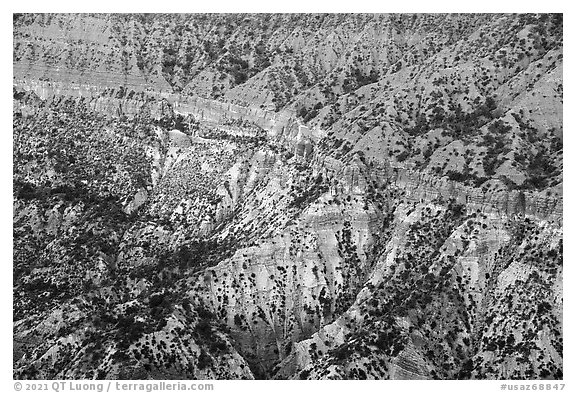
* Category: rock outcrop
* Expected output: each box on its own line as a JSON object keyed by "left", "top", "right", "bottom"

{"left": 13, "top": 13, "right": 562, "bottom": 380}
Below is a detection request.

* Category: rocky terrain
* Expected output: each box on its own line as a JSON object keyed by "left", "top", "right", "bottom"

{"left": 13, "top": 13, "right": 562, "bottom": 380}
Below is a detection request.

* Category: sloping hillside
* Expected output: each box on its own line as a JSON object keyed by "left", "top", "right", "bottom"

{"left": 13, "top": 13, "right": 562, "bottom": 380}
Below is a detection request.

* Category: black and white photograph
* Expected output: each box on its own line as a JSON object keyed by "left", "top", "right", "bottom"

{"left": 9, "top": 5, "right": 568, "bottom": 390}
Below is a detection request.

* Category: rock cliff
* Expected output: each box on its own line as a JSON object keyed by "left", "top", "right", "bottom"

{"left": 13, "top": 13, "right": 562, "bottom": 380}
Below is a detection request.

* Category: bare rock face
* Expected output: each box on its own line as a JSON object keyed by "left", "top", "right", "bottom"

{"left": 13, "top": 13, "right": 562, "bottom": 380}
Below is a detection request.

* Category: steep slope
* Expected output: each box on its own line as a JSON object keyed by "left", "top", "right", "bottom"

{"left": 13, "top": 13, "right": 562, "bottom": 380}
